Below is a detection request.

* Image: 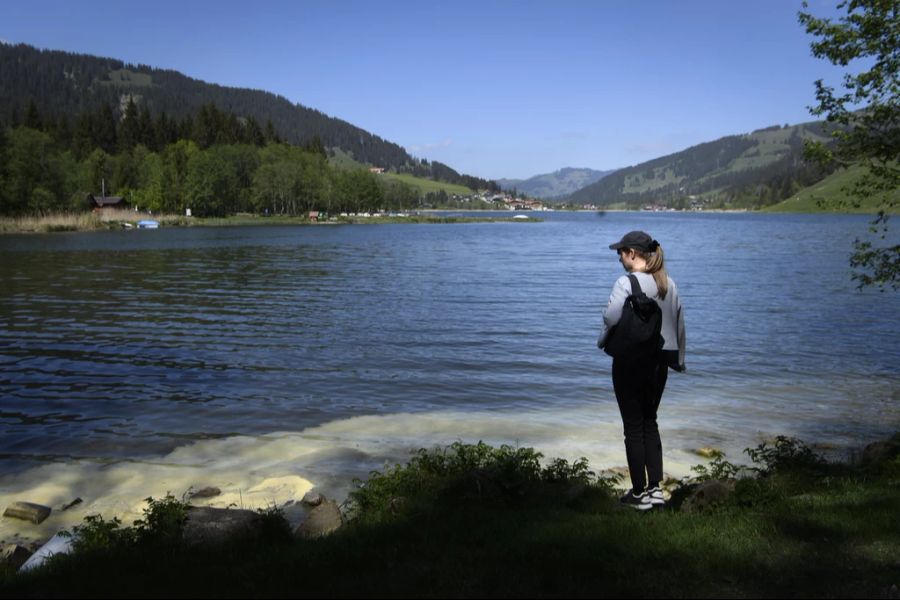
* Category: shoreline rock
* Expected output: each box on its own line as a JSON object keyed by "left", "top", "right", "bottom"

{"left": 681, "top": 479, "right": 736, "bottom": 513}
{"left": 301, "top": 491, "right": 324, "bottom": 507}
{"left": 188, "top": 487, "right": 222, "bottom": 500}
{"left": 183, "top": 507, "right": 261, "bottom": 546}
{"left": 294, "top": 500, "right": 343, "bottom": 539}
{"left": 1, "top": 544, "right": 33, "bottom": 571}
{"left": 3, "top": 502, "right": 52, "bottom": 525}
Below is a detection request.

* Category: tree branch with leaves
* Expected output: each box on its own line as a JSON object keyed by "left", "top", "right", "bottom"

{"left": 799, "top": 0, "right": 899, "bottom": 290}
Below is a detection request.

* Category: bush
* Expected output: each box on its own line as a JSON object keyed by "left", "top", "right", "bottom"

{"left": 683, "top": 437, "right": 836, "bottom": 510}
{"left": 132, "top": 494, "right": 188, "bottom": 547}
{"left": 689, "top": 450, "right": 741, "bottom": 482}
{"left": 65, "top": 494, "right": 188, "bottom": 553}
{"left": 348, "top": 442, "right": 615, "bottom": 522}
{"left": 67, "top": 515, "right": 133, "bottom": 553}
{"left": 254, "top": 504, "right": 293, "bottom": 545}
{"left": 745, "top": 436, "right": 825, "bottom": 475}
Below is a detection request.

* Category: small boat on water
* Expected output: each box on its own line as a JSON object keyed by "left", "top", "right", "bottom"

{"left": 137, "top": 220, "right": 159, "bottom": 229}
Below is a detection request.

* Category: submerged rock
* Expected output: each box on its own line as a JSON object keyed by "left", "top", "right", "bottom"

{"left": 3, "top": 502, "right": 52, "bottom": 525}
{"left": 189, "top": 487, "right": 222, "bottom": 500}
{"left": 61, "top": 498, "right": 83, "bottom": 511}
{"left": 599, "top": 466, "right": 630, "bottom": 482}
{"left": 694, "top": 447, "right": 723, "bottom": 458}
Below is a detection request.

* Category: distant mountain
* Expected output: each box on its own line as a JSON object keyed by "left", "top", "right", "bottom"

{"left": 567, "top": 122, "right": 836, "bottom": 209}
{"left": 0, "top": 42, "right": 497, "bottom": 191}
{"left": 498, "top": 167, "right": 615, "bottom": 199}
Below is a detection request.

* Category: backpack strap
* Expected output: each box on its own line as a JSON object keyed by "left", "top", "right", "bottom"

{"left": 627, "top": 273, "right": 643, "bottom": 296}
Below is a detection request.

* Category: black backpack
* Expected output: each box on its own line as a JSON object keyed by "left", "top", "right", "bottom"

{"left": 600, "top": 274, "right": 663, "bottom": 360}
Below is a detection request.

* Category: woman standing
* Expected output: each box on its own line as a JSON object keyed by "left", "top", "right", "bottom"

{"left": 599, "top": 231, "right": 685, "bottom": 510}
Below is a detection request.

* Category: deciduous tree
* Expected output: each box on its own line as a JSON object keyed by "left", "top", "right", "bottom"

{"left": 800, "top": 0, "right": 899, "bottom": 290}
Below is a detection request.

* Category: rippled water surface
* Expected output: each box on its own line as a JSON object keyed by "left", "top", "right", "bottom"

{"left": 1, "top": 212, "right": 898, "bottom": 536}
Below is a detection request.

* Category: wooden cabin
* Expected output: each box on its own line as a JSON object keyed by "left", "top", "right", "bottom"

{"left": 87, "top": 194, "right": 129, "bottom": 212}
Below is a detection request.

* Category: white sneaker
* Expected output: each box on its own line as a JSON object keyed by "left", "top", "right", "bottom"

{"left": 620, "top": 490, "right": 653, "bottom": 511}
{"left": 646, "top": 486, "right": 666, "bottom": 506}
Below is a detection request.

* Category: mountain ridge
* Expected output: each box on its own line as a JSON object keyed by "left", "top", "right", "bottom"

{"left": 566, "top": 122, "right": 836, "bottom": 209}
{"left": 498, "top": 167, "right": 616, "bottom": 199}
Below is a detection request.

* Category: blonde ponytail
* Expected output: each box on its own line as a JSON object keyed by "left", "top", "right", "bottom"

{"left": 640, "top": 245, "right": 668, "bottom": 300}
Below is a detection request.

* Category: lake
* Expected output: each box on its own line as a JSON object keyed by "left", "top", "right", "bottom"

{"left": 1, "top": 211, "right": 898, "bottom": 539}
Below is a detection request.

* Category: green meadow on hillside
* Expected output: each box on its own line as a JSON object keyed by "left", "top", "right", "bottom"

{"left": 766, "top": 165, "right": 899, "bottom": 214}
{"left": 381, "top": 172, "right": 474, "bottom": 196}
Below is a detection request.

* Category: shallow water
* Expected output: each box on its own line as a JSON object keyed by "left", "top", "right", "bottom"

{"left": 1, "top": 211, "right": 898, "bottom": 540}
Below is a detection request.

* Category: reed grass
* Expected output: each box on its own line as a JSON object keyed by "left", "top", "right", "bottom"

{"left": 0, "top": 211, "right": 535, "bottom": 234}
{"left": 0, "top": 212, "right": 104, "bottom": 233}
{"left": 0, "top": 210, "right": 187, "bottom": 233}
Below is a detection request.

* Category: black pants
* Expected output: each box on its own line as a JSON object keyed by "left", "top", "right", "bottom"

{"left": 612, "top": 355, "right": 669, "bottom": 493}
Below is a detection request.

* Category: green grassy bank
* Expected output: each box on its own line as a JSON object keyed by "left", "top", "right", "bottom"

{"left": 2, "top": 436, "right": 898, "bottom": 598}
{"left": 0, "top": 212, "right": 539, "bottom": 233}
{"left": 765, "top": 165, "right": 898, "bottom": 214}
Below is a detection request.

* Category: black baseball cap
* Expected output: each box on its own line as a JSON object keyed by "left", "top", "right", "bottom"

{"left": 609, "top": 231, "right": 658, "bottom": 253}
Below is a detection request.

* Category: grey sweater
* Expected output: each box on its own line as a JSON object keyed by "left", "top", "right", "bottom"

{"left": 600, "top": 271, "right": 686, "bottom": 370}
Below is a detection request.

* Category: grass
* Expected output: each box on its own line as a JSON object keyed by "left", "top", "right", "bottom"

{"left": 192, "top": 214, "right": 538, "bottom": 227}
{"left": 103, "top": 69, "right": 154, "bottom": 87}
{"left": 325, "top": 150, "right": 476, "bottom": 196}
{"left": 326, "top": 147, "right": 366, "bottom": 170}
{"left": 0, "top": 211, "right": 537, "bottom": 233}
{"left": 381, "top": 172, "right": 473, "bottom": 196}
{"left": 0, "top": 210, "right": 186, "bottom": 233}
{"left": 0, "top": 212, "right": 106, "bottom": 233}
{"left": 3, "top": 435, "right": 898, "bottom": 598}
{"left": 765, "top": 164, "right": 899, "bottom": 214}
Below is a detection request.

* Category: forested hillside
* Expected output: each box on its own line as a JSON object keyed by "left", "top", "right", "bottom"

{"left": 568, "top": 123, "right": 837, "bottom": 209}
{"left": 0, "top": 43, "right": 498, "bottom": 193}
{"left": 0, "top": 96, "right": 475, "bottom": 217}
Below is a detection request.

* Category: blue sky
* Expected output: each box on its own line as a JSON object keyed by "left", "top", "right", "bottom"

{"left": 2, "top": 0, "right": 850, "bottom": 180}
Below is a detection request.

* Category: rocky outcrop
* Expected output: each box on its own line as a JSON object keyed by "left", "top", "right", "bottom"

{"left": 681, "top": 479, "right": 735, "bottom": 513}
{"left": 183, "top": 507, "right": 262, "bottom": 546}
{"left": 1, "top": 544, "right": 33, "bottom": 571}
{"left": 294, "top": 500, "right": 343, "bottom": 539}
{"left": 860, "top": 439, "right": 900, "bottom": 467}
{"left": 301, "top": 491, "right": 324, "bottom": 507}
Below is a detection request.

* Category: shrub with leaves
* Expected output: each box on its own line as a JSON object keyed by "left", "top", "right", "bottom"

{"left": 254, "top": 504, "right": 293, "bottom": 545}
{"left": 133, "top": 494, "right": 188, "bottom": 547}
{"left": 744, "top": 436, "right": 825, "bottom": 475}
{"left": 67, "top": 515, "right": 134, "bottom": 553}
{"left": 541, "top": 456, "right": 594, "bottom": 485}
{"left": 64, "top": 494, "right": 189, "bottom": 554}
{"left": 349, "top": 442, "right": 611, "bottom": 521}
{"left": 689, "top": 450, "right": 741, "bottom": 482}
